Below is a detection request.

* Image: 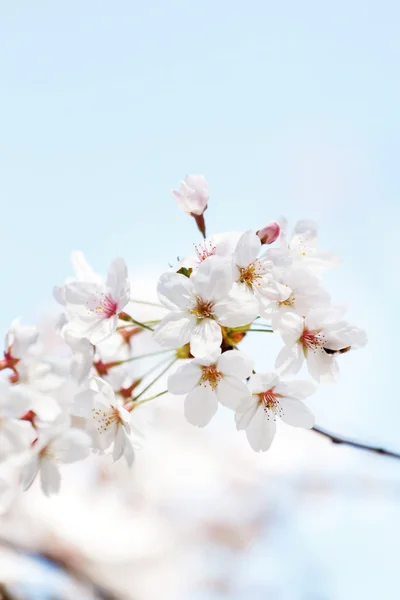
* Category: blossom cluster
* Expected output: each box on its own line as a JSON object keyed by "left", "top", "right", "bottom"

{"left": 0, "top": 175, "right": 366, "bottom": 497}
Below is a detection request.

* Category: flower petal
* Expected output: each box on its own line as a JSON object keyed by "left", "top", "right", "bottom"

{"left": 40, "top": 459, "right": 61, "bottom": 497}
{"left": 190, "top": 318, "right": 222, "bottom": 358}
{"left": 275, "top": 344, "right": 304, "bottom": 376}
{"left": 184, "top": 386, "right": 218, "bottom": 427}
{"left": 21, "top": 456, "right": 39, "bottom": 491}
{"left": 275, "top": 380, "right": 317, "bottom": 400}
{"left": 153, "top": 312, "right": 196, "bottom": 348}
{"left": 217, "top": 350, "right": 253, "bottom": 379}
{"left": 168, "top": 362, "right": 202, "bottom": 394}
{"left": 216, "top": 376, "right": 250, "bottom": 409}
{"left": 234, "top": 230, "right": 261, "bottom": 267}
{"left": 157, "top": 272, "right": 195, "bottom": 310}
{"left": 192, "top": 256, "right": 233, "bottom": 302}
{"left": 214, "top": 286, "right": 258, "bottom": 328}
{"left": 235, "top": 396, "right": 258, "bottom": 430}
{"left": 279, "top": 398, "right": 315, "bottom": 428}
{"left": 245, "top": 405, "right": 276, "bottom": 452}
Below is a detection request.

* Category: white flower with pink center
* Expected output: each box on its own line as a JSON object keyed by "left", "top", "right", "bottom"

{"left": 168, "top": 350, "right": 253, "bottom": 427}
{"left": 259, "top": 265, "right": 330, "bottom": 330}
{"left": 233, "top": 230, "right": 279, "bottom": 306}
{"left": 85, "top": 377, "right": 141, "bottom": 467}
{"left": 268, "top": 218, "right": 341, "bottom": 274}
{"left": 62, "top": 258, "right": 130, "bottom": 345}
{"left": 153, "top": 256, "right": 258, "bottom": 358}
{"left": 177, "top": 231, "right": 243, "bottom": 273}
{"left": 276, "top": 308, "right": 367, "bottom": 383}
{"left": 235, "top": 373, "right": 316, "bottom": 452}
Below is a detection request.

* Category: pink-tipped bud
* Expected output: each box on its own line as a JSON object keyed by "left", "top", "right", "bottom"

{"left": 171, "top": 175, "right": 209, "bottom": 216}
{"left": 256, "top": 221, "right": 281, "bottom": 245}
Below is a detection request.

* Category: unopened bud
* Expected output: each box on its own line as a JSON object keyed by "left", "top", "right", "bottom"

{"left": 172, "top": 175, "right": 209, "bottom": 216}
{"left": 256, "top": 221, "right": 281, "bottom": 245}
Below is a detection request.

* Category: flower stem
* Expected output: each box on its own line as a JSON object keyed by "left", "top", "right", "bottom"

{"left": 130, "top": 299, "right": 164, "bottom": 308}
{"left": 134, "top": 390, "right": 168, "bottom": 406}
{"left": 133, "top": 358, "right": 177, "bottom": 402}
{"left": 119, "top": 312, "right": 155, "bottom": 332}
{"left": 119, "top": 349, "right": 174, "bottom": 364}
{"left": 247, "top": 328, "right": 274, "bottom": 333}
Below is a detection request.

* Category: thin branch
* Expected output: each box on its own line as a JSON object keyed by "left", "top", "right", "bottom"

{"left": 312, "top": 426, "right": 400, "bottom": 460}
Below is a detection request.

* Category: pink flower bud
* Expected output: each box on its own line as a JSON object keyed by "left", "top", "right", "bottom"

{"left": 171, "top": 175, "right": 209, "bottom": 216}
{"left": 256, "top": 221, "right": 281, "bottom": 245}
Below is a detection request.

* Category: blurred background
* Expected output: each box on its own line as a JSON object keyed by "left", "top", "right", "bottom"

{"left": 0, "top": 1, "right": 399, "bottom": 598}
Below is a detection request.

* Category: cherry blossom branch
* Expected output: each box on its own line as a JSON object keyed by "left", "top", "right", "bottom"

{"left": 312, "top": 426, "right": 400, "bottom": 460}
{"left": 134, "top": 389, "right": 168, "bottom": 406}
{"left": 130, "top": 298, "right": 164, "bottom": 308}
{"left": 120, "top": 349, "right": 174, "bottom": 363}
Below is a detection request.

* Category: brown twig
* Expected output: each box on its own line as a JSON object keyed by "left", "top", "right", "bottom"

{"left": 312, "top": 426, "right": 400, "bottom": 460}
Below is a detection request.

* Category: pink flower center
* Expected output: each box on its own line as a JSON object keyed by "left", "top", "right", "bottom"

{"left": 200, "top": 364, "right": 222, "bottom": 390}
{"left": 194, "top": 241, "right": 216, "bottom": 263}
{"left": 258, "top": 388, "right": 282, "bottom": 419}
{"left": 87, "top": 293, "right": 118, "bottom": 319}
{"left": 299, "top": 329, "right": 325, "bottom": 352}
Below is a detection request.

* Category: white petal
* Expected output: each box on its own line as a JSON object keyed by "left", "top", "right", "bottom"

{"left": 275, "top": 380, "right": 317, "bottom": 400}
{"left": 234, "top": 230, "right": 261, "bottom": 267}
{"left": 279, "top": 312, "right": 304, "bottom": 344}
{"left": 214, "top": 287, "right": 258, "bottom": 328}
{"left": 235, "top": 396, "right": 258, "bottom": 430}
{"left": 245, "top": 406, "right": 276, "bottom": 452}
{"left": 40, "top": 459, "right": 61, "bottom": 496}
{"left": 249, "top": 372, "right": 278, "bottom": 394}
{"left": 192, "top": 256, "right": 233, "bottom": 302}
{"left": 275, "top": 344, "right": 304, "bottom": 376}
{"left": 217, "top": 350, "right": 253, "bottom": 379}
{"left": 71, "top": 251, "right": 101, "bottom": 282}
{"left": 216, "top": 376, "right": 250, "bottom": 409}
{"left": 106, "top": 257, "right": 129, "bottom": 302}
{"left": 21, "top": 456, "right": 39, "bottom": 491}
{"left": 307, "top": 350, "right": 339, "bottom": 384}
{"left": 52, "top": 429, "right": 91, "bottom": 463}
{"left": 113, "top": 426, "right": 126, "bottom": 462}
{"left": 168, "top": 362, "right": 202, "bottom": 394}
{"left": 64, "top": 281, "right": 100, "bottom": 304}
{"left": 89, "top": 315, "right": 119, "bottom": 345}
{"left": 279, "top": 397, "right": 315, "bottom": 428}
{"left": 190, "top": 319, "right": 222, "bottom": 358}
{"left": 153, "top": 312, "right": 196, "bottom": 348}
{"left": 184, "top": 386, "right": 218, "bottom": 427}
{"left": 157, "top": 272, "right": 195, "bottom": 310}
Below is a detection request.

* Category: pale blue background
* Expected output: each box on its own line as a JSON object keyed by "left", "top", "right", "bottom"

{"left": 0, "top": 1, "right": 398, "bottom": 597}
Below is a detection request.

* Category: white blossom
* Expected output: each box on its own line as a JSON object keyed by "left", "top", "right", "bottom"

{"left": 276, "top": 309, "right": 367, "bottom": 383}
{"left": 62, "top": 258, "right": 130, "bottom": 345}
{"left": 235, "top": 373, "right": 316, "bottom": 452}
{"left": 168, "top": 350, "right": 253, "bottom": 427}
{"left": 154, "top": 256, "right": 258, "bottom": 357}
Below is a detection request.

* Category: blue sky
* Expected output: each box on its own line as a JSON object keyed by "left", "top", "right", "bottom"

{"left": 0, "top": 1, "right": 398, "bottom": 443}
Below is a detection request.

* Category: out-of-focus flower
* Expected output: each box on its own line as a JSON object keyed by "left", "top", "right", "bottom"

{"left": 21, "top": 423, "right": 91, "bottom": 496}
{"left": 235, "top": 373, "right": 316, "bottom": 451}
{"left": 62, "top": 258, "right": 130, "bottom": 345}
{"left": 168, "top": 350, "right": 253, "bottom": 427}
